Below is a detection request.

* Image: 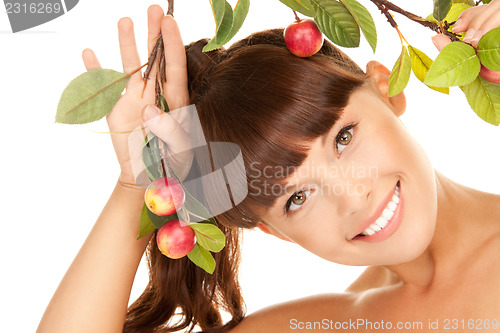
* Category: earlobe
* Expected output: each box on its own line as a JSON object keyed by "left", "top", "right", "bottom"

{"left": 257, "top": 222, "right": 294, "bottom": 243}
{"left": 366, "top": 60, "right": 406, "bottom": 117}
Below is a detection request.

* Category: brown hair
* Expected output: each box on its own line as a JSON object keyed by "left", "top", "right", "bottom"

{"left": 123, "top": 28, "right": 367, "bottom": 333}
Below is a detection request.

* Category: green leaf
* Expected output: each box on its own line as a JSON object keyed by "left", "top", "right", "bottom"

{"left": 203, "top": 0, "right": 234, "bottom": 52}
{"left": 147, "top": 208, "right": 179, "bottom": 229}
{"left": 425, "top": 42, "right": 480, "bottom": 87}
{"left": 408, "top": 45, "right": 449, "bottom": 94}
{"left": 187, "top": 243, "right": 216, "bottom": 274}
{"left": 165, "top": 168, "right": 217, "bottom": 226}
{"left": 189, "top": 223, "right": 226, "bottom": 252}
{"left": 183, "top": 189, "right": 217, "bottom": 225}
{"left": 279, "top": 0, "right": 315, "bottom": 17}
{"left": 434, "top": 0, "right": 451, "bottom": 22}
{"left": 339, "top": 0, "right": 377, "bottom": 52}
{"left": 452, "top": 0, "right": 475, "bottom": 6}
{"left": 142, "top": 135, "right": 164, "bottom": 182}
{"left": 159, "top": 95, "right": 170, "bottom": 112}
{"left": 426, "top": 3, "right": 471, "bottom": 39}
{"left": 56, "top": 69, "right": 130, "bottom": 124}
{"left": 477, "top": 27, "right": 500, "bottom": 71}
{"left": 311, "top": 0, "right": 360, "bottom": 48}
{"left": 389, "top": 46, "right": 412, "bottom": 97}
{"left": 461, "top": 76, "right": 500, "bottom": 126}
{"left": 445, "top": 3, "right": 471, "bottom": 23}
{"left": 221, "top": 0, "right": 250, "bottom": 45}
{"left": 482, "top": 0, "right": 492, "bottom": 3}
{"left": 138, "top": 203, "right": 157, "bottom": 239}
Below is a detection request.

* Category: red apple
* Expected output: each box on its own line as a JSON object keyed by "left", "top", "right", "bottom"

{"left": 479, "top": 64, "right": 500, "bottom": 84}
{"left": 156, "top": 220, "right": 196, "bottom": 259}
{"left": 284, "top": 18, "right": 324, "bottom": 57}
{"left": 145, "top": 177, "right": 185, "bottom": 216}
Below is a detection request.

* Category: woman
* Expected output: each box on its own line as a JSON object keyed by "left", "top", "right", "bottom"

{"left": 37, "top": 2, "right": 500, "bottom": 332}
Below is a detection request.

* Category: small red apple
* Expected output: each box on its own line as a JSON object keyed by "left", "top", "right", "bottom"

{"left": 145, "top": 176, "right": 185, "bottom": 216}
{"left": 284, "top": 18, "right": 324, "bottom": 57}
{"left": 479, "top": 64, "right": 500, "bottom": 84}
{"left": 156, "top": 220, "right": 196, "bottom": 259}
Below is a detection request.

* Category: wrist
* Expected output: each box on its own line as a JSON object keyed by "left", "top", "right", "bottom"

{"left": 117, "top": 173, "right": 147, "bottom": 193}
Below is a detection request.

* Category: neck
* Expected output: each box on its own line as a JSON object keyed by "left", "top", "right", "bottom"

{"left": 383, "top": 170, "right": 500, "bottom": 289}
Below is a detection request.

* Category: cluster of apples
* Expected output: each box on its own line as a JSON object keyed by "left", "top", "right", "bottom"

{"left": 145, "top": 177, "right": 196, "bottom": 259}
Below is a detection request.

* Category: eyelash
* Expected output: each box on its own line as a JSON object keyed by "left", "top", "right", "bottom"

{"left": 283, "top": 122, "right": 359, "bottom": 217}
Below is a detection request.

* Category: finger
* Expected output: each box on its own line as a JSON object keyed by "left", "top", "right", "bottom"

{"left": 142, "top": 105, "right": 193, "bottom": 159}
{"left": 118, "top": 17, "right": 142, "bottom": 82}
{"left": 148, "top": 5, "right": 164, "bottom": 54}
{"left": 161, "top": 15, "right": 190, "bottom": 110}
{"left": 469, "top": 9, "right": 500, "bottom": 47}
{"left": 82, "top": 48, "right": 101, "bottom": 71}
{"left": 452, "top": 7, "right": 476, "bottom": 33}
{"left": 460, "top": 3, "right": 500, "bottom": 44}
{"left": 432, "top": 34, "right": 452, "bottom": 52}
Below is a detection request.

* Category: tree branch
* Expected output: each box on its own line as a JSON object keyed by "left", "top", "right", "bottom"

{"left": 368, "top": 0, "right": 462, "bottom": 42}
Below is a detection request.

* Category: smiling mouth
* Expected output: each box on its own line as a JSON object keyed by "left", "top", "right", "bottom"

{"left": 353, "top": 180, "right": 402, "bottom": 240}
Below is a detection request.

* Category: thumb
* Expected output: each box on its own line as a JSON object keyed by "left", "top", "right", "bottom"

{"left": 141, "top": 105, "right": 193, "bottom": 156}
{"left": 141, "top": 105, "right": 194, "bottom": 181}
{"left": 432, "top": 34, "right": 452, "bottom": 52}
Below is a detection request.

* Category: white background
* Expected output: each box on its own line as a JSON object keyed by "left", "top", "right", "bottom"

{"left": 1, "top": 0, "right": 499, "bottom": 332}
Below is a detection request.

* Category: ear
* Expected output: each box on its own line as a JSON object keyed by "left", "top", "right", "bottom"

{"left": 257, "top": 222, "right": 294, "bottom": 243}
{"left": 366, "top": 60, "right": 406, "bottom": 117}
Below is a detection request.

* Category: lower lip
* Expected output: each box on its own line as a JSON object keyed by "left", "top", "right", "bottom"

{"left": 353, "top": 181, "right": 405, "bottom": 243}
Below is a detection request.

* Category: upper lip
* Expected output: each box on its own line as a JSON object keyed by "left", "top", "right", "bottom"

{"left": 350, "top": 181, "right": 399, "bottom": 240}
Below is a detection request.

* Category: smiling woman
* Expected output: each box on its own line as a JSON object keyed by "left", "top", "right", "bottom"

{"left": 36, "top": 1, "right": 500, "bottom": 333}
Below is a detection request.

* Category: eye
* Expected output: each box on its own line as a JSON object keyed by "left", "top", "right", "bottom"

{"left": 335, "top": 125, "right": 355, "bottom": 155}
{"left": 285, "top": 189, "right": 312, "bottom": 215}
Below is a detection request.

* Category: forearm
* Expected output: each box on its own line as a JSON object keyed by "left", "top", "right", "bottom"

{"left": 37, "top": 180, "right": 151, "bottom": 333}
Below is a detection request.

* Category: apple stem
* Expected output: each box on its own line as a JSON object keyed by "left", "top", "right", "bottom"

{"left": 292, "top": 10, "right": 301, "bottom": 23}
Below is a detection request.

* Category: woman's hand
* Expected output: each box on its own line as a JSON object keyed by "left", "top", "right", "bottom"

{"left": 432, "top": 0, "right": 500, "bottom": 51}
{"left": 82, "top": 5, "right": 192, "bottom": 188}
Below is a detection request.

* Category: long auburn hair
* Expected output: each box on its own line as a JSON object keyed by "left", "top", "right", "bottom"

{"left": 123, "top": 28, "right": 367, "bottom": 333}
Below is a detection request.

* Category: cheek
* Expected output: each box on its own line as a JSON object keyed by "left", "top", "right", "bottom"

{"left": 365, "top": 118, "right": 438, "bottom": 263}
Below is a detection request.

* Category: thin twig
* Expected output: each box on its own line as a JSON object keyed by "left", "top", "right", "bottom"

{"left": 369, "top": 0, "right": 461, "bottom": 42}
{"left": 167, "top": 0, "right": 174, "bottom": 16}
{"left": 142, "top": 37, "right": 164, "bottom": 97}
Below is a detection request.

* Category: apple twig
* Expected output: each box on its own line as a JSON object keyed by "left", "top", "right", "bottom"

{"left": 369, "top": 0, "right": 462, "bottom": 42}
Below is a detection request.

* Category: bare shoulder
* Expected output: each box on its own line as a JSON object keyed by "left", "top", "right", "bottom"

{"left": 229, "top": 293, "right": 355, "bottom": 333}
{"left": 344, "top": 266, "right": 401, "bottom": 293}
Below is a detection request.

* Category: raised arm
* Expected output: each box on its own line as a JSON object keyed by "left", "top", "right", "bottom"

{"left": 36, "top": 5, "right": 190, "bottom": 332}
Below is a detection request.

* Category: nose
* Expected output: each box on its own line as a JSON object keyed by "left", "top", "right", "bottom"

{"left": 326, "top": 176, "right": 372, "bottom": 218}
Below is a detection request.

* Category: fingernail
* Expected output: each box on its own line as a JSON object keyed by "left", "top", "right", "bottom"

{"left": 463, "top": 28, "right": 475, "bottom": 42}
{"left": 143, "top": 105, "right": 161, "bottom": 121}
{"left": 452, "top": 18, "right": 463, "bottom": 32}
{"left": 471, "top": 29, "right": 483, "bottom": 43}
{"left": 432, "top": 36, "right": 439, "bottom": 48}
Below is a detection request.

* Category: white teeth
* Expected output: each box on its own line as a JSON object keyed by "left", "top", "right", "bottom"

{"left": 358, "top": 183, "right": 401, "bottom": 237}
{"left": 382, "top": 208, "right": 394, "bottom": 220}
{"left": 392, "top": 195, "right": 400, "bottom": 204}
{"left": 375, "top": 216, "right": 388, "bottom": 228}
{"left": 365, "top": 228, "right": 376, "bottom": 236}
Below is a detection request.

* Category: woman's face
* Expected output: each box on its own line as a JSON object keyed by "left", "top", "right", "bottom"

{"left": 257, "top": 84, "right": 438, "bottom": 266}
